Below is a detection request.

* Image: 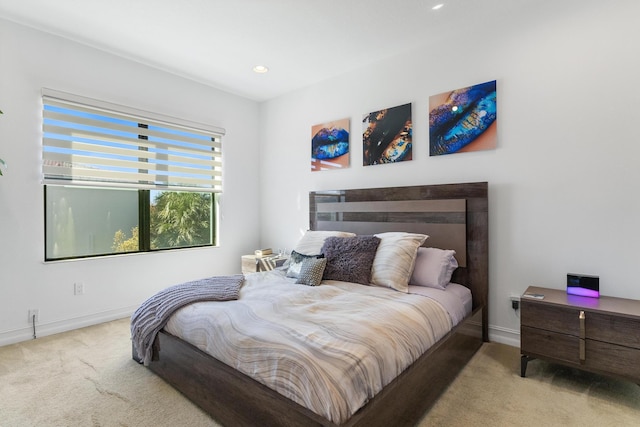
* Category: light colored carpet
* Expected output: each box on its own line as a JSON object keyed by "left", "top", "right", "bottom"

{"left": 420, "top": 339, "right": 640, "bottom": 427}
{"left": 0, "top": 318, "right": 638, "bottom": 426}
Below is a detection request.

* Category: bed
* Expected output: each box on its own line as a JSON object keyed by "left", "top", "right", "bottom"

{"left": 134, "top": 182, "right": 489, "bottom": 427}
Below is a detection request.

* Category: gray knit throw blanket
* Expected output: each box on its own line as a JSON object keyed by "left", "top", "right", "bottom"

{"left": 131, "top": 274, "right": 244, "bottom": 366}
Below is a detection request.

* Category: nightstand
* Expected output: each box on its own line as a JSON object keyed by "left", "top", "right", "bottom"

{"left": 241, "top": 254, "right": 288, "bottom": 274}
{"left": 520, "top": 285, "right": 640, "bottom": 384}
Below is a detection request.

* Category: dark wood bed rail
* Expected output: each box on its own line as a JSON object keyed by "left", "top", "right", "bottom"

{"left": 150, "top": 307, "right": 483, "bottom": 427}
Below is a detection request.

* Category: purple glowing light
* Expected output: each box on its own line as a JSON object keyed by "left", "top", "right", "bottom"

{"left": 567, "top": 286, "right": 600, "bottom": 298}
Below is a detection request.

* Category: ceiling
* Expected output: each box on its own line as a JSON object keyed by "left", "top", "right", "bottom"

{"left": 0, "top": 0, "right": 546, "bottom": 102}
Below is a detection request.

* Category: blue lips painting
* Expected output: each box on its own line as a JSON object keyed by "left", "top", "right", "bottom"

{"left": 429, "top": 80, "right": 497, "bottom": 156}
{"left": 311, "top": 118, "right": 350, "bottom": 171}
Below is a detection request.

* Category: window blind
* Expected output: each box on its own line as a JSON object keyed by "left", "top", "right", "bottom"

{"left": 42, "top": 89, "right": 225, "bottom": 192}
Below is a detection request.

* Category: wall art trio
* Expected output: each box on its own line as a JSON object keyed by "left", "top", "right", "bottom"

{"left": 310, "top": 79, "right": 497, "bottom": 171}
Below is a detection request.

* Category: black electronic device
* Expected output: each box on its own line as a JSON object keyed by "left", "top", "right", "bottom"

{"left": 567, "top": 273, "right": 599, "bottom": 298}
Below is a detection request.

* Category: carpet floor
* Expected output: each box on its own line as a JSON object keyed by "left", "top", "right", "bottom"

{"left": 0, "top": 318, "right": 638, "bottom": 426}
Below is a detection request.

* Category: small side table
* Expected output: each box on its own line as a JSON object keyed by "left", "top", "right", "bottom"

{"left": 241, "top": 254, "right": 288, "bottom": 274}
{"left": 520, "top": 285, "right": 640, "bottom": 383}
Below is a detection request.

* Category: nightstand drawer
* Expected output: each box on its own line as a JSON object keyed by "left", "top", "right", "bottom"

{"left": 521, "top": 300, "right": 580, "bottom": 336}
{"left": 585, "top": 340, "right": 640, "bottom": 382}
{"left": 521, "top": 325, "right": 580, "bottom": 364}
{"left": 586, "top": 312, "right": 640, "bottom": 349}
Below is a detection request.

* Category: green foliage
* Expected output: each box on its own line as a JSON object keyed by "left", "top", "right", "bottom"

{"left": 112, "top": 227, "right": 140, "bottom": 252}
{"left": 150, "top": 191, "right": 212, "bottom": 248}
{"left": 110, "top": 192, "right": 212, "bottom": 252}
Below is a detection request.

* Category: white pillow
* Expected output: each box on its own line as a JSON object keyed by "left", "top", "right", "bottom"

{"left": 370, "top": 232, "right": 428, "bottom": 292}
{"left": 294, "top": 230, "right": 356, "bottom": 255}
{"left": 410, "top": 247, "right": 458, "bottom": 290}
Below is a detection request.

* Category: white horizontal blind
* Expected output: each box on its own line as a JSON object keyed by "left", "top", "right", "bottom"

{"left": 42, "top": 89, "right": 225, "bottom": 192}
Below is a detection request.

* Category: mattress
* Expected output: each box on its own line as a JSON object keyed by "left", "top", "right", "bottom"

{"left": 164, "top": 269, "right": 471, "bottom": 424}
{"left": 408, "top": 282, "right": 472, "bottom": 325}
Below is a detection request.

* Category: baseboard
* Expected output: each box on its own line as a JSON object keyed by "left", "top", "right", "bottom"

{"left": 489, "top": 325, "right": 520, "bottom": 348}
{"left": 0, "top": 305, "right": 137, "bottom": 347}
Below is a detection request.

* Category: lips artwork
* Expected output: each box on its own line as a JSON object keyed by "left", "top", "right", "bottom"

{"left": 362, "top": 103, "right": 412, "bottom": 166}
{"left": 429, "top": 80, "right": 497, "bottom": 156}
{"left": 311, "top": 118, "right": 350, "bottom": 171}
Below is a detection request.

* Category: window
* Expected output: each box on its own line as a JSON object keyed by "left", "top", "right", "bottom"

{"left": 42, "top": 89, "right": 224, "bottom": 261}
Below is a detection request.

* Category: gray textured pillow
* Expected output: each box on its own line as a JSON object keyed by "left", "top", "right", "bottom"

{"left": 295, "top": 257, "right": 327, "bottom": 286}
{"left": 286, "top": 250, "right": 323, "bottom": 278}
{"left": 321, "top": 235, "right": 381, "bottom": 285}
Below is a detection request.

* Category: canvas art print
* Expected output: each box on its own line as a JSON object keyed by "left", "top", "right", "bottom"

{"left": 311, "top": 118, "right": 350, "bottom": 171}
{"left": 429, "top": 80, "right": 497, "bottom": 156}
{"left": 362, "top": 103, "right": 412, "bottom": 166}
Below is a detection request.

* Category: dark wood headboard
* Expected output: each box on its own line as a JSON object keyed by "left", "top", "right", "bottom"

{"left": 309, "top": 182, "right": 488, "bottom": 317}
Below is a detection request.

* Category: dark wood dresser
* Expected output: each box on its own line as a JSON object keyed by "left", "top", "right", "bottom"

{"left": 520, "top": 286, "right": 640, "bottom": 384}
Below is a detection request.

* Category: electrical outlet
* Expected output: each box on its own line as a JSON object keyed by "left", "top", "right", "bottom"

{"left": 510, "top": 295, "right": 520, "bottom": 310}
{"left": 74, "top": 282, "right": 84, "bottom": 295}
{"left": 28, "top": 309, "right": 39, "bottom": 323}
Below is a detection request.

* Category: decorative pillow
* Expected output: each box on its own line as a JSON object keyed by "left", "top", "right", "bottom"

{"left": 294, "top": 230, "right": 356, "bottom": 256}
{"left": 286, "top": 250, "right": 323, "bottom": 278}
{"left": 321, "top": 235, "right": 381, "bottom": 285}
{"left": 370, "top": 232, "right": 428, "bottom": 292}
{"left": 295, "top": 257, "right": 327, "bottom": 286}
{"left": 409, "top": 247, "right": 458, "bottom": 290}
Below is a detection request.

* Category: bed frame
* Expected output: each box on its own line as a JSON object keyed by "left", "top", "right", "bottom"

{"left": 143, "top": 182, "right": 489, "bottom": 426}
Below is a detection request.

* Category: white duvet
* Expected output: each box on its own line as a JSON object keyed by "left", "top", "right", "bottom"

{"left": 164, "top": 269, "right": 467, "bottom": 424}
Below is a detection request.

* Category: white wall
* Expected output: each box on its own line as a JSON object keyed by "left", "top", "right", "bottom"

{"left": 258, "top": 1, "right": 640, "bottom": 346}
{"left": 0, "top": 19, "right": 262, "bottom": 344}
{"left": 2, "top": 1, "right": 639, "bottom": 348}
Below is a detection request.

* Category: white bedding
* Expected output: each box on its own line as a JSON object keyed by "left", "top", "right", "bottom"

{"left": 164, "top": 269, "right": 471, "bottom": 424}
{"left": 408, "top": 282, "right": 472, "bottom": 325}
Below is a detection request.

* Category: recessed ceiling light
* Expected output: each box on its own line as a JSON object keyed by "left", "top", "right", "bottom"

{"left": 253, "top": 65, "right": 269, "bottom": 73}
{"left": 432, "top": 4, "right": 444, "bottom": 10}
